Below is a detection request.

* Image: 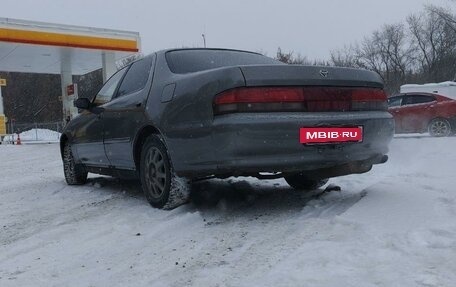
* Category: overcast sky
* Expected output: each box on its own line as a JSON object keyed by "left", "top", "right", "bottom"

{"left": 2, "top": 0, "right": 453, "bottom": 60}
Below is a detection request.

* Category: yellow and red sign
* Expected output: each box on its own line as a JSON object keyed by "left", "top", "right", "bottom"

{"left": 67, "top": 84, "right": 75, "bottom": 96}
{"left": 0, "top": 27, "right": 138, "bottom": 52}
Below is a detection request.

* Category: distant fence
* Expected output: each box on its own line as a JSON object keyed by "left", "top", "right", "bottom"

{"left": 3, "top": 121, "right": 64, "bottom": 143}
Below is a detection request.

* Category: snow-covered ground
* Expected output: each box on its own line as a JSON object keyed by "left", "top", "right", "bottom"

{"left": 1, "top": 136, "right": 456, "bottom": 287}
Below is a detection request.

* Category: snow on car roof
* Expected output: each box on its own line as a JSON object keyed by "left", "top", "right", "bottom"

{"left": 401, "top": 81, "right": 456, "bottom": 88}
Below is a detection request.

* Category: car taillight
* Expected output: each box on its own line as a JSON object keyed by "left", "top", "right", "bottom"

{"left": 213, "top": 87, "right": 388, "bottom": 115}
{"left": 351, "top": 89, "right": 388, "bottom": 111}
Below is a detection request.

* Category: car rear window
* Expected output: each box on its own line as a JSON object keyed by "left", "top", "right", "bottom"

{"left": 166, "top": 49, "right": 282, "bottom": 74}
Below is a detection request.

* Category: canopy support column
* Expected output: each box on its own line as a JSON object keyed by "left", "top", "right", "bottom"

{"left": 61, "top": 51, "right": 76, "bottom": 122}
{"left": 102, "top": 52, "right": 116, "bottom": 82}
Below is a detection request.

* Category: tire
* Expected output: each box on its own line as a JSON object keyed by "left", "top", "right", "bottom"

{"left": 428, "top": 118, "right": 451, "bottom": 137}
{"left": 284, "top": 173, "right": 328, "bottom": 190}
{"left": 63, "top": 142, "right": 88, "bottom": 185}
{"left": 140, "top": 135, "right": 190, "bottom": 209}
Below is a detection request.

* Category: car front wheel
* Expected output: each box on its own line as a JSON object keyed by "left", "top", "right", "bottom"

{"left": 63, "top": 142, "right": 88, "bottom": 185}
{"left": 429, "top": 118, "right": 451, "bottom": 137}
{"left": 140, "top": 135, "right": 190, "bottom": 209}
{"left": 284, "top": 173, "right": 328, "bottom": 190}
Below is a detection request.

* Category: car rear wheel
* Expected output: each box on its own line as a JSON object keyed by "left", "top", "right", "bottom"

{"left": 284, "top": 173, "right": 329, "bottom": 190}
{"left": 140, "top": 135, "right": 190, "bottom": 209}
{"left": 429, "top": 118, "right": 451, "bottom": 137}
{"left": 63, "top": 142, "right": 88, "bottom": 185}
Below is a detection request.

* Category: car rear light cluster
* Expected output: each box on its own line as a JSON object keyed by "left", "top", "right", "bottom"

{"left": 213, "top": 87, "right": 388, "bottom": 115}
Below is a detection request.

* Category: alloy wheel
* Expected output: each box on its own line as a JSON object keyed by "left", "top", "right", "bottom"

{"left": 430, "top": 119, "right": 450, "bottom": 137}
{"left": 144, "top": 147, "right": 167, "bottom": 198}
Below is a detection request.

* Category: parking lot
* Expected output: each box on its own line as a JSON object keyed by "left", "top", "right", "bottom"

{"left": 1, "top": 135, "right": 456, "bottom": 287}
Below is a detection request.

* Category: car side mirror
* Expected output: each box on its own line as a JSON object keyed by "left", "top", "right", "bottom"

{"left": 74, "top": 98, "right": 91, "bottom": 110}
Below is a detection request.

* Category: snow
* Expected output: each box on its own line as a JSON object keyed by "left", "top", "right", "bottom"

{"left": 400, "top": 81, "right": 456, "bottom": 100}
{"left": 402, "top": 81, "right": 456, "bottom": 88}
{"left": 3, "top": 128, "right": 61, "bottom": 143}
{"left": 1, "top": 136, "right": 456, "bottom": 286}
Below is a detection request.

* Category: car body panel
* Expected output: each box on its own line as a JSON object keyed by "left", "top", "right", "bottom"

{"left": 102, "top": 90, "right": 148, "bottom": 170}
{"left": 102, "top": 55, "right": 156, "bottom": 169}
{"left": 240, "top": 65, "right": 384, "bottom": 88}
{"left": 69, "top": 111, "right": 109, "bottom": 167}
{"left": 176, "top": 111, "right": 394, "bottom": 177}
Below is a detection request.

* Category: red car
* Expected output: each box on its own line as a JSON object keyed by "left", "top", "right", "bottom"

{"left": 388, "top": 93, "right": 456, "bottom": 136}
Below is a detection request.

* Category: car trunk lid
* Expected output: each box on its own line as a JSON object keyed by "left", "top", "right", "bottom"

{"left": 213, "top": 65, "right": 387, "bottom": 115}
{"left": 239, "top": 65, "right": 383, "bottom": 88}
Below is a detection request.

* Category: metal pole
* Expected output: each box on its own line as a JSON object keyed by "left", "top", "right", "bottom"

{"left": 0, "top": 86, "right": 4, "bottom": 115}
{"left": 202, "top": 34, "right": 206, "bottom": 48}
{"left": 11, "top": 121, "right": 15, "bottom": 145}
{"left": 0, "top": 86, "right": 3, "bottom": 144}
{"left": 35, "top": 122, "right": 38, "bottom": 141}
{"left": 11, "top": 120, "right": 14, "bottom": 144}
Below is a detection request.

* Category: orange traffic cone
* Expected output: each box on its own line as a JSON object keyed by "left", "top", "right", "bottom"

{"left": 16, "top": 134, "right": 21, "bottom": 145}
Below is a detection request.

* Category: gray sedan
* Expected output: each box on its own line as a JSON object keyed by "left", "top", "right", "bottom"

{"left": 61, "top": 48, "right": 394, "bottom": 208}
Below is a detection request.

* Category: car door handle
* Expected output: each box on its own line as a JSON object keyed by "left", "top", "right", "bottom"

{"left": 135, "top": 102, "right": 142, "bottom": 107}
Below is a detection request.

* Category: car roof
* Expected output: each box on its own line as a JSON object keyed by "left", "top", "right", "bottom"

{"left": 156, "top": 47, "right": 263, "bottom": 56}
{"left": 127, "top": 48, "right": 265, "bottom": 67}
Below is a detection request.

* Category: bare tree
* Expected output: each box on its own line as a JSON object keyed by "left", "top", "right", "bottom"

{"left": 330, "top": 44, "right": 361, "bottom": 68}
{"left": 275, "top": 47, "right": 312, "bottom": 65}
{"left": 407, "top": 8, "right": 456, "bottom": 82}
{"left": 331, "top": 4, "right": 456, "bottom": 93}
{"left": 426, "top": 4, "right": 456, "bottom": 33}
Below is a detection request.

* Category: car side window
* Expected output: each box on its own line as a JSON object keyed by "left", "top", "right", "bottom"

{"left": 388, "top": 96, "right": 402, "bottom": 107}
{"left": 93, "top": 67, "right": 128, "bottom": 105}
{"left": 403, "top": 95, "right": 436, "bottom": 106}
{"left": 115, "top": 57, "right": 153, "bottom": 99}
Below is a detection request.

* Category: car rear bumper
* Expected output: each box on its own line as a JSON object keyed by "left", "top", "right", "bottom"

{"left": 174, "top": 111, "right": 394, "bottom": 177}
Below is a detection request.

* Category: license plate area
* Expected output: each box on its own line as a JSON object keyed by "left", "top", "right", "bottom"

{"left": 300, "top": 127, "right": 363, "bottom": 144}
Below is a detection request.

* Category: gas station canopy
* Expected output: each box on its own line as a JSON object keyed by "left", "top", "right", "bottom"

{"left": 0, "top": 17, "right": 141, "bottom": 126}
{"left": 0, "top": 17, "right": 140, "bottom": 75}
